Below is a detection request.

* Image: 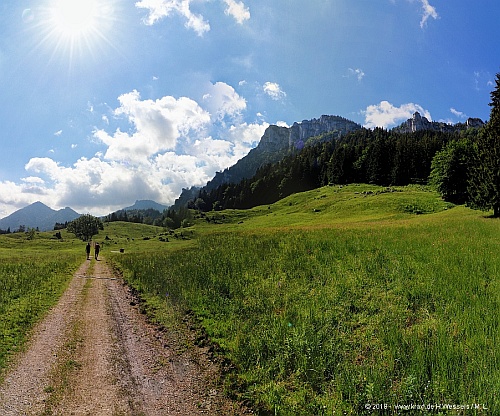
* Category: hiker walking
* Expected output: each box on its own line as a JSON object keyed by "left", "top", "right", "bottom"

{"left": 86, "top": 242, "right": 91, "bottom": 260}
{"left": 94, "top": 242, "right": 100, "bottom": 260}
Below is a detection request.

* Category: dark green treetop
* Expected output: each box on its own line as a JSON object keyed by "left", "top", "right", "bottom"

{"left": 67, "top": 214, "right": 104, "bottom": 241}
{"left": 468, "top": 72, "right": 500, "bottom": 217}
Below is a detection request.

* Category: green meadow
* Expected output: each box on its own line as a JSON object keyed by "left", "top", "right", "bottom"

{"left": 109, "top": 184, "right": 500, "bottom": 415}
{"left": 0, "top": 184, "right": 498, "bottom": 414}
{"left": 0, "top": 230, "right": 82, "bottom": 376}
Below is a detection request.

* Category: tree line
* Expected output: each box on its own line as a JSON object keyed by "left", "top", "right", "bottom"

{"left": 190, "top": 129, "right": 466, "bottom": 212}
{"left": 103, "top": 206, "right": 194, "bottom": 229}
{"left": 430, "top": 73, "right": 500, "bottom": 216}
{"left": 185, "top": 73, "right": 500, "bottom": 217}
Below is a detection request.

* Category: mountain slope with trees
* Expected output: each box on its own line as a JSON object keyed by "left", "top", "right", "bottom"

{"left": 194, "top": 128, "right": 480, "bottom": 212}
{"left": 431, "top": 72, "right": 500, "bottom": 216}
{"left": 171, "top": 111, "right": 486, "bottom": 216}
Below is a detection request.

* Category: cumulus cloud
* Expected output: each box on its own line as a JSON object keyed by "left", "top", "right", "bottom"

{"left": 0, "top": 82, "right": 268, "bottom": 216}
{"left": 223, "top": 0, "right": 250, "bottom": 24}
{"left": 202, "top": 82, "right": 247, "bottom": 121}
{"left": 135, "top": 0, "right": 210, "bottom": 36}
{"left": 364, "top": 100, "right": 432, "bottom": 129}
{"left": 95, "top": 89, "right": 211, "bottom": 164}
{"left": 22, "top": 176, "right": 45, "bottom": 184}
{"left": 263, "top": 82, "right": 287, "bottom": 101}
{"left": 135, "top": 0, "right": 250, "bottom": 35}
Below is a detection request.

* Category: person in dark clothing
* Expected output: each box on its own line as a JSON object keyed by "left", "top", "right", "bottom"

{"left": 94, "top": 242, "right": 100, "bottom": 260}
{"left": 86, "top": 242, "right": 91, "bottom": 260}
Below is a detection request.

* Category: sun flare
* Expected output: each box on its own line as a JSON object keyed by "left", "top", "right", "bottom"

{"left": 50, "top": 0, "right": 99, "bottom": 38}
{"left": 35, "top": 0, "right": 117, "bottom": 68}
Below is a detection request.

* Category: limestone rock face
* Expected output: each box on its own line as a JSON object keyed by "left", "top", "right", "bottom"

{"left": 466, "top": 118, "right": 485, "bottom": 129}
{"left": 258, "top": 125, "right": 291, "bottom": 153}
{"left": 290, "top": 115, "right": 361, "bottom": 146}
{"left": 393, "top": 112, "right": 485, "bottom": 134}
{"left": 202, "top": 115, "right": 361, "bottom": 193}
{"left": 256, "top": 115, "right": 362, "bottom": 154}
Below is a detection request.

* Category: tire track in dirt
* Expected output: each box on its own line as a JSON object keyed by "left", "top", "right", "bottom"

{"left": 0, "top": 261, "right": 89, "bottom": 415}
{"left": 0, "top": 258, "right": 248, "bottom": 415}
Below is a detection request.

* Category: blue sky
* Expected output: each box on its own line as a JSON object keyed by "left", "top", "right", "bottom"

{"left": 0, "top": 0, "right": 498, "bottom": 216}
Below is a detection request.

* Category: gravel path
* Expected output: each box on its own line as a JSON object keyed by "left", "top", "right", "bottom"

{"left": 0, "top": 258, "right": 247, "bottom": 415}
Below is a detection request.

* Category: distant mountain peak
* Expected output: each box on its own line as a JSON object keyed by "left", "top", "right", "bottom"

{"left": 393, "top": 112, "right": 484, "bottom": 133}
{"left": 172, "top": 114, "right": 362, "bottom": 209}
{"left": 122, "top": 200, "right": 168, "bottom": 212}
{"left": 0, "top": 203, "right": 80, "bottom": 232}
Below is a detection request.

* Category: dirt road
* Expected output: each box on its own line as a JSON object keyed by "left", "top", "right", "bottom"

{"left": 0, "top": 259, "right": 246, "bottom": 415}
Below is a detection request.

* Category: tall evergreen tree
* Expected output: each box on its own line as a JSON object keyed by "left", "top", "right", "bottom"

{"left": 468, "top": 72, "right": 500, "bottom": 217}
{"left": 429, "top": 138, "right": 474, "bottom": 204}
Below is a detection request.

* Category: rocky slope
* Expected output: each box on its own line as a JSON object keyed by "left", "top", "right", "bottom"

{"left": 393, "top": 112, "right": 484, "bottom": 134}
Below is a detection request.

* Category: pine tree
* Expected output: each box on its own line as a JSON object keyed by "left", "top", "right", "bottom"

{"left": 468, "top": 72, "right": 500, "bottom": 217}
{"left": 429, "top": 138, "right": 474, "bottom": 204}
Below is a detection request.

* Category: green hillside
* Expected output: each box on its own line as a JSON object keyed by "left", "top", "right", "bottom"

{"left": 108, "top": 185, "right": 500, "bottom": 415}
{"left": 1, "top": 186, "right": 498, "bottom": 413}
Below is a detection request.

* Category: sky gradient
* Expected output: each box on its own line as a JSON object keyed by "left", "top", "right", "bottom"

{"left": 0, "top": 0, "right": 498, "bottom": 216}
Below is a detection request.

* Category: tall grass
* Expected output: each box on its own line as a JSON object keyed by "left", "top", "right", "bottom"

{"left": 113, "top": 206, "right": 499, "bottom": 414}
{"left": 0, "top": 250, "right": 81, "bottom": 374}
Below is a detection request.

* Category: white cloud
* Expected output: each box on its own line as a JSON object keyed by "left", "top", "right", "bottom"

{"left": 276, "top": 121, "right": 289, "bottom": 128}
{"left": 0, "top": 83, "right": 268, "bottom": 216}
{"left": 227, "top": 122, "right": 268, "bottom": 159}
{"left": 474, "top": 71, "right": 494, "bottom": 91}
{"left": 223, "top": 0, "right": 250, "bottom": 24}
{"left": 418, "top": 0, "right": 438, "bottom": 28}
{"left": 450, "top": 108, "right": 467, "bottom": 119}
{"left": 135, "top": 0, "right": 250, "bottom": 34}
{"left": 54, "top": 130, "right": 63, "bottom": 137}
{"left": 263, "top": 82, "right": 287, "bottom": 101}
{"left": 22, "top": 176, "right": 45, "bottom": 184}
{"left": 95, "top": 89, "right": 211, "bottom": 164}
{"left": 364, "top": 100, "right": 432, "bottom": 129}
{"left": 348, "top": 68, "right": 365, "bottom": 82}
{"left": 135, "top": 0, "right": 210, "bottom": 36}
{"left": 202, "top": 82, "right": 247, "bottom": 121}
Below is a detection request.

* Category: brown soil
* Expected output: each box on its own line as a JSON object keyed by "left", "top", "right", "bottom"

{"left": 0, "top": 259, "right": 249, "bottom": 415}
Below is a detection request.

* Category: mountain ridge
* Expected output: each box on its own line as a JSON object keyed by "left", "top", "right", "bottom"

{"left": 122, "top": 200, "right": 168, "bottom": 212}
{"left": 393, "top": 112, "right": 485, "bottom": 134}
{"left": 172, "top": 112, "right": 484, "bottom": 210}
{"left": 0, "top": 202, "right": 80, "bottom": 232}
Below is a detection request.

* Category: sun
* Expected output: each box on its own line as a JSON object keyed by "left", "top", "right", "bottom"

{"left": 33, "top": 0, "right": 117, "bottom": 69}
{"left": 50, "top": 0, "right": 99, "bottom": 38}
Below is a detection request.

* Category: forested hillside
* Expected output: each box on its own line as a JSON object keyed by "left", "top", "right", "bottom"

{"left": 193, "top": 127, "right": 481, "bottom": 211}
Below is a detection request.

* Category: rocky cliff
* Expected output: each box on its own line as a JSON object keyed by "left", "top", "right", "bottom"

{"left": 171, "top": 115, "right": 362, "bottom": 208}
{"left": 290, "top": 115, "right": 361, "bottom": 147}
{"left": 393, "top": 112, "right": 485, "bottom": 134}
{"left": 252, "top": 115, "right": 362, "bottom": 153}
{"left": 202, "top": 115, "right": 362, "bottom": 192}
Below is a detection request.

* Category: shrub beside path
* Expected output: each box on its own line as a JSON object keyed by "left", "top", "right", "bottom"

{"left": 0, "top": 258, "right": 245, "bottom": 415}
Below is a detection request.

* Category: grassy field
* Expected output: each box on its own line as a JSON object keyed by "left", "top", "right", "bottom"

{"left": 1, "top": 185, "right": 498, "bottom": 414}
{"left": 0, "top": 220, "right": 192, "bottom": 379}
{"left": 108, "top": 184, "right": 500, "bottom": 415}
{"left": 0, "top": 230, "right": 83, "bottom": 377}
